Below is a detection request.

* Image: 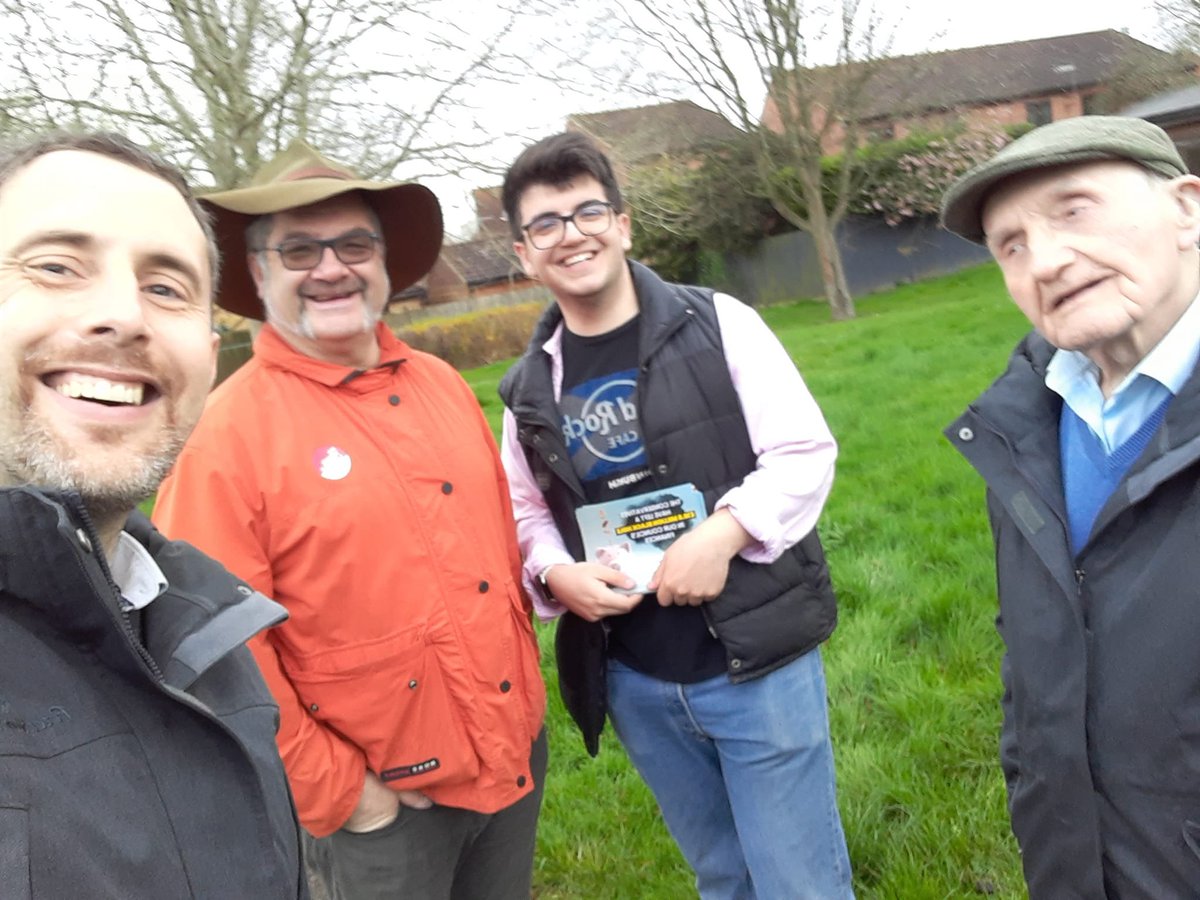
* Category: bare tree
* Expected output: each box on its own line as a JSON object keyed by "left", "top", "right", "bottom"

{"left": 606, "top": 0, "right": 903, "bottom": 319}
{"left": 0, "top": 0, "right": 531, "bottom": 189}
{"left": 1081, "top": 11, "right": 1199, "bottom": 113}
{"left": 1156, "top": 0, "right": 1200, "bottom": 52}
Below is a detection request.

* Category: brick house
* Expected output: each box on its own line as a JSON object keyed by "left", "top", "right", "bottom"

{"left": 763, "top": 30, "right": 1181, "bottom": 152}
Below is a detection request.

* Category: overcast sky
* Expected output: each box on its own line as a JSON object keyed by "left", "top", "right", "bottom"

{"left": 428, "top": 1, "right": 1166, "bottom": 237}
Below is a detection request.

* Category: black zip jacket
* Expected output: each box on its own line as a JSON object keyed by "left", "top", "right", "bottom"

{"left": 947, "top": 332, "right": 1200, "bottom": 899}
{"left": 0, "top": 487, "right": 306, "bottom": 899}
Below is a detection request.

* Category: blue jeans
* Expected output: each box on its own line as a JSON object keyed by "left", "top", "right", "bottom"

{"left": 606, "top": 648, "right": 854, "bottom": 900}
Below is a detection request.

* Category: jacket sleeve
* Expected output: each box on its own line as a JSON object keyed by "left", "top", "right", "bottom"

{"left": 455, "top": 372, "right": 540, "bottom": 622}
{"left": 711, "top": 293, "right": 837, "bottom": 561}
{"left": 153, "top": 439, "right": 367, "bottom": 837}
{"left": 998, "top": 636, "right": 1020, "bottom": 810}
{"left": 986, "top": 491, "right": 1020, "bottom": 808}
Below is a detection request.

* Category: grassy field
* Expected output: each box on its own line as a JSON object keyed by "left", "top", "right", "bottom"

{"left": 463, "top": 263, "right": 1034, "bottom": 899}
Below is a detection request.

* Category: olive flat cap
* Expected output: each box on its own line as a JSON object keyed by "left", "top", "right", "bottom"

{"left": 940, "top": 116, "right": 1187, "bottom": 244}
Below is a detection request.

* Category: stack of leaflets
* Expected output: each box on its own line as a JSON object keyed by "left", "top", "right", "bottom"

{"left": 574, "top": 483, "right": 708, "bottom": 594}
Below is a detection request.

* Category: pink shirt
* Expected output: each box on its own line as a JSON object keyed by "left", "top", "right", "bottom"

{"left": 500, "top": 292, "right": 837, "bottom": 619}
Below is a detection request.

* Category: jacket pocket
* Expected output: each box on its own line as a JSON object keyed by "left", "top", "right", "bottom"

{"left": 287, "top": 629, "right": 480, "bottom": 791}
{"left": 0, "top": 806, "right": 31, "bottom": 900}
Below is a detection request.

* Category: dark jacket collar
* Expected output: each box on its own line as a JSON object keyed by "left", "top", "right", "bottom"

{"left": 969, "top": 330, "right": 1200, "bottom": 476}
{"left": 0, "top": 488, "right": 285, "bottom": 691}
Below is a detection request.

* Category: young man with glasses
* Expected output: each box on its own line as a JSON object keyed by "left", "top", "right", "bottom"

{"left": 153, "top": 140, "right": 546, "bottom": 900}
{"left": 498, "top": 131, "right": 855, "bottom": 899}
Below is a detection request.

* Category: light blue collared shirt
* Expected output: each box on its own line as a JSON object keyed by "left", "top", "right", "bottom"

{"left": 1046, "top": 292, "right": 1200, "bottom": 452}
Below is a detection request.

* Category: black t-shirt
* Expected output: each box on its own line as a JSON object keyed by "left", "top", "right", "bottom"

{"left": 560, "top": 317, "right": 727, "bottom": 683}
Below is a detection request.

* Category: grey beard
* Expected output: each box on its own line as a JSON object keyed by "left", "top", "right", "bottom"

{"left": 295, "top": 298, "right": 378, "bottom": 339}
{"left": 0, "top": 420, "right": 184, "bottom": 525}
{"left": 258, "top": 260, "right": 384, "bottom": 340}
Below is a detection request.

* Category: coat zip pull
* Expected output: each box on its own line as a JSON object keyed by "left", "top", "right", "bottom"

{"left": 70, "top": 497, "right": 164, "bottom": 681}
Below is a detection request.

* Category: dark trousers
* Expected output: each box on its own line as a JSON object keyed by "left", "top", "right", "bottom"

{"left": 326, "top": 730, "right": 547, "bottom": 900}
{"left": 303, "top": 829, "right": 344, "bottom": 900}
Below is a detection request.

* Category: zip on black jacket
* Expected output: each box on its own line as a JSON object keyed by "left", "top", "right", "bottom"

{"left": 0, "top": 487, "right": 307, "bottom": 899}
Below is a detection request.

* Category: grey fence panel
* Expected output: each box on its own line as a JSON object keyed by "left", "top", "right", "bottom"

{"left": 719, "top": 215, "right": 993, "bottom": 306}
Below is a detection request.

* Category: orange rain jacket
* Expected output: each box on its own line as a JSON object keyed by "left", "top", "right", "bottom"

{"left": 154, "top": 323, "right": 545, "bottom": 837}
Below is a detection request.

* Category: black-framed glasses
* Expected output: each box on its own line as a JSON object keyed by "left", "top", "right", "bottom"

{"left": 521, "top": 201, "right": 615, "bottom": 250}
{"left": 259, "top": 229, "right": 382, "bottom": 271}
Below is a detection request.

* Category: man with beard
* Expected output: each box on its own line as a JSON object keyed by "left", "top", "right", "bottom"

{"left": 0, "top": 132, "right": 305, "bottom": 898}
{"left": 153, "top": 141, "right": 546, "bottom": 900}
{"left": 942, "top": 116, "right": 1200, "bottom": 896}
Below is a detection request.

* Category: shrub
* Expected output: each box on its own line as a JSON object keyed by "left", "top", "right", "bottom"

{"left": 849, "top": 128, "right": 1015, "bottom": 225}
{"left": 395, "top": 302, "right": 547, "bottom": 370}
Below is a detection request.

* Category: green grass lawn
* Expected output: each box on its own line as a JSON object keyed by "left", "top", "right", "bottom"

{"left": 464, "top": 263, "right": 1033, "bottom": 899}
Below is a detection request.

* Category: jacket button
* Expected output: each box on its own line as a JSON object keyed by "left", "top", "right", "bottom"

{"left": 75, "top": 528, "right": 93, "bottom": 553}
{"left": 500, "top": 680, "right": 511, "bottom": 692}
{"left": 730, "top": 658, "right": 743, "bottom": 670}
{"left": 517, "top": 775, "right": 527, "bottom": 787}
{"left": 441, "top": 482, "right": 453, "bottom": 494}
{"left": 656, "top": 463, "right": 668, "bottom": 475}
{"left": 958, "top": 427, "right": 974, "bottom": 441}
{"left": 309, "top": 703, "right": 319, "bottom": 712}
{"left": 409, "top": 679, "right": 418, "bottom": 689}
{"left": 479, "top": 580, "right": 490, "bottom": 593}
{"left": 548, "top": 453, "right": 559, "bottom": 463}
{"left": 388, "top": 394, "right": 400, "bottom": 406}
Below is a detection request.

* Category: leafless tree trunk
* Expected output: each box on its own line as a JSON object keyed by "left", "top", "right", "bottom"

{"left": 606, "top": 0, "right": 913, "bottom": 319}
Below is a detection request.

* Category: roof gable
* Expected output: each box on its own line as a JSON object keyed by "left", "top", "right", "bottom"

{"left": 569, "top": 99, "right": 742, "bottom": 162}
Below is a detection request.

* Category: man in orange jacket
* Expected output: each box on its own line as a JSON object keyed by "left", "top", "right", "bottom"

{"left": 153, "top": 141, "right": 546, "bottom": 900}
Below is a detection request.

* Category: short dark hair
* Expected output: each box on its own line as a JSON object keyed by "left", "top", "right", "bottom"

{"left": 0, "top": 131, "right": 221, "bottom": 295}
{"left": 501, "top": 132, "right": 623, "bottom": 242}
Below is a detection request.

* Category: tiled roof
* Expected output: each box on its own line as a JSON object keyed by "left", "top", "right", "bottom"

{"left": 439, "top": 238, "right": 523, "bottom": 286}
{"left": 819, "top": 30, "right": 1173, "bottom": 121}
{"left": 569, "top": 99, "right": 742, "bottom": 162}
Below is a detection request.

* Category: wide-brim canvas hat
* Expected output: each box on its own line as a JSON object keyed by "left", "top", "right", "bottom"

{"left": 201, "top": 139, "right": 444, "bottom": 319}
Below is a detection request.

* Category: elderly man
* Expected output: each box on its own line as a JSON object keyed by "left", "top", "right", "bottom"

{"left": 0, "top": 132, "right": 304, "bottom": 898}
{"left": 153, "top": 140, "right": 546, "bottom": 900}
{"left": 942, "top": 116, "right": 1200, "bottom": 897}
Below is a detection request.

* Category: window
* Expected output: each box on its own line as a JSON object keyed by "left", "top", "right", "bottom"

{"left": 1025, "top": 100, "right": 1052, "bottom": 127}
